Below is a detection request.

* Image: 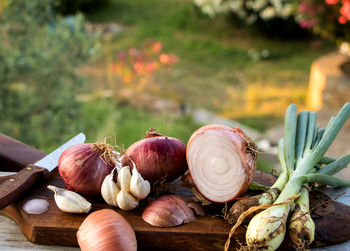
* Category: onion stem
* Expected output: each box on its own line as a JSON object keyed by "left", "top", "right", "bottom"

{"left": 244, "top": 103, "right": 350, "bottom": 251}
{"left": 283, "top": 104, "right": 297, "bottom": 176}
{"left": 318, "top": 154, "right": 350, "bottom": 175}
{"left": 319, "top": 156, "right": 336, "bottom": 165}
{"left": 304, "top": 173, "right": 350, "bottom": 187}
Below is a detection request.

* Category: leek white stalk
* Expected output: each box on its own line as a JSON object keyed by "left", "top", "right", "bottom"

{"left": 245, "top": 103, "right": 350, "bottom": 251}
{"left": 246, "top": 203, "right": 291, "bottom": 251}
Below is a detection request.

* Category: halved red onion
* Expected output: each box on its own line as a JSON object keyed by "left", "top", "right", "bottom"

{"left": 142, "top": 195, "right": 204, "bottom": 227}
{"left": 186, "top": 124, "right": 257, "bottom": 203}
{"left": 122, "top": 129, "right": 187, "bottom": 184}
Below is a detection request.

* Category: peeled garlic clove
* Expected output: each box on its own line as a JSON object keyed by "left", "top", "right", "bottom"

{"left": 117, "top": 166, "right": 131, "bottom": 191}
{"left": 101, "top": 169, "right": 120, "bottom": 207}
{"left": 48, "top": 185, "right": 91, "bottom": 213}
{"left": 142, "top": 195, "right": 204, "bottom": 227}
{"left": 116, "top": 189, "right": 139, "bottom": 211}
{"left": 130, "top": 162, "right": 150, "bottom": 200}
{"left": 22, "top": 198, "right": 49, "bottom": 215}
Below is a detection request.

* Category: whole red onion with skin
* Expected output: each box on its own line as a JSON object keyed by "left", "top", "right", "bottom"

{"left": 77, "top": 209, "right": 137, "bottom": 251}
{"left": 186, "top": 124, "right": 257, "bottom": 203}
{"left": 122, "top": 128, "right": 187, "bottom": 184}
{"left": 58, "top": 143, "right": 115, "bottom": 195}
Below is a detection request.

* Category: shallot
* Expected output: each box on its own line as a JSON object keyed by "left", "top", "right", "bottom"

{"left": 77, "top": 209, "right": 137, "bottom": 251}
{"left": 186, "top": 124, "right": 257, "bottom": 203}
{"left": 122, "top": 128, "right": 187, "bottom": 183}
{"left": 58, "top": 142, "right": 116, "bottom": 195}
{"left": 142, "top": 195, "right": 204, "bottom": 227}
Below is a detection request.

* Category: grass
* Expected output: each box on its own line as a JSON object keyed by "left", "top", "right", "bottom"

{"left": 81, "top": 98, "right": 200, "bottom": 148}
{"left": 85, "top": 0, "right": 335, "bottom": 131}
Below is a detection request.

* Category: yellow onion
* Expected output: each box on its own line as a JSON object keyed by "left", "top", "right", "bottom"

{"left": 77, "top": 209, "right": 137, "bottom": 251}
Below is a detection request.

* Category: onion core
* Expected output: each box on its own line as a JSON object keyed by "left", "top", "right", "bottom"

{"left": 186, "top": 124, "right": 257, "bottom": 203}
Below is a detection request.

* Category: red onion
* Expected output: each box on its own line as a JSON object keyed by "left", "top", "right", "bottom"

{"left": 77, "top": 209, "right": 137, "bottom": 251}
{"left": 122, "top": 128, "right": 187, "bottom": 184}
{"left": 58, "top": 143, "right": 115, "bottom": 195}
{"left": 186, "top": 124, "right": 257, "bottom": 203}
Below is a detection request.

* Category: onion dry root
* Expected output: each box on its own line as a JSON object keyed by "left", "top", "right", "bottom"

{"left": 224, "top": 187, "right": 280, "bottom": 224}
{"left": 187, "top": 124, "right": 258, "bottom": 203}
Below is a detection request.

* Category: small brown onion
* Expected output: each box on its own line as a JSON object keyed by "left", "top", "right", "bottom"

{"left": 58, "top": 143, "right": 115, "bottom": 195}
{"left": 186, "top": 124, "right": 257, "bottom": 203}
{"left": 77, "top": 209, "right": 137, "bottom": 251}
{"left": 122, "top": 128, "right": 187, "bottom": 184}
{"left": 142, "top": 195, "right": 204, "bottom": 227}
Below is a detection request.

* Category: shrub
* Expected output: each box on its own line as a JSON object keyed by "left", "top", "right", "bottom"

{"left": 193, "top": 0, "right": 307, "bottom": 37}
{"left": 297, "top": 0, "right": 350, "bottom": 43}
{"left": 0, "top": 0, "right": 100, "bottom": 151}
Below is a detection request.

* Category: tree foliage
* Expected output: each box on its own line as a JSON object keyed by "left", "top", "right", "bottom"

{"left": 0, "top": 0, "right": 100, "bottom": 151}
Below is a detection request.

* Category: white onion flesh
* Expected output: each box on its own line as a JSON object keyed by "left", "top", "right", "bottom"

{"left": 187, "top": 125, "right": 257, "bottom": 203}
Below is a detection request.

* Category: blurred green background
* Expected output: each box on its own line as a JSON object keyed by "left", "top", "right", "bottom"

{"left": 1, "top": 0, "right": 344, "bottom": 173}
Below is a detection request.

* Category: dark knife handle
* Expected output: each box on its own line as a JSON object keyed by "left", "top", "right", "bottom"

{"left": 0, "top": 165, "right": 49, "bottom": 210}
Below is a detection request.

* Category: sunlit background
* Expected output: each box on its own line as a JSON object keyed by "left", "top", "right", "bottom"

{"left": 0, "top": 0, "right": 349, "bottom": 177}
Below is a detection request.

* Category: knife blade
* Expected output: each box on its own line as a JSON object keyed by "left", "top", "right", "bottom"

{"left": 35, "top": 133, "right": 86, "bottom": 171}
{"left": 0, "top": 133, "right": 86, "bottom": 210}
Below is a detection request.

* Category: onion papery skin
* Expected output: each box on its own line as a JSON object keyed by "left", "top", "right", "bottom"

{"left": 77, "top": 209, "right": 137, "bottom": 251}
{"left": 186, "top": 124, "right": 257, "bottom": 203}
{"left": 58, "top": 143, "right": 115, "bottom": 195}
{"left": 122, "top": 130, "right": 188, "bottom": 184}
{"left": 142, "top": 195, "right": 204, "bottom": 227}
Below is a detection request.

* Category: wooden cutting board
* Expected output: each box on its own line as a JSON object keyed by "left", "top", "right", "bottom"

{"left": 1, "top": 134, "right": 350, "bottom": 250}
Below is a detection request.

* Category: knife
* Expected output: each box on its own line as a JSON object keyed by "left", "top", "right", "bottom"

{"left": 0, "top": 133, "right": 86, "bottom": 210}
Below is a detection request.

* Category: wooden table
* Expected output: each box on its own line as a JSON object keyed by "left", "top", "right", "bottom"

{"left": 1, "top": 169, "right": 349, "bottom": 251}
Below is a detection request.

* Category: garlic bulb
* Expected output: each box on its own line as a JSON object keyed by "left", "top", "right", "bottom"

{"left": 117, "top": 189, "right": 139, "bottom": 211}
{"left": 48, "top": 185, "right": 91, "bottom": 213}
{"left": 100, "top": 161, "right": 150, "bottom": 211}
{"left": 117, "top": 166, "right": 132, "bottom": 191}
{"left": 130, "top": 162, "right": 150, "bottom": 200}
{"left": 101, "top": 168, "right": 120, "bottom": 207}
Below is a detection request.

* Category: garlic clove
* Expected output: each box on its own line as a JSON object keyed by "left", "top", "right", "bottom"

{"left": 101, "top": 168, "right": 120, "bottom": 207}
{"left": 48, "top": 185, "right": 91, "bottom": 213}
{"left": 130, "top": 162, "right": 150, "bottom": 200}
{"left": 117, "top": 166, "right": 132, "bottom": 191}
{"left": 142, "top": 195, "right": 204, "bottom": 227}
{"left": 116, "top": 189, "right": 139, "bottom": 211}
{"left": 22, "top": 198, "right": 49, "bottom": 215}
